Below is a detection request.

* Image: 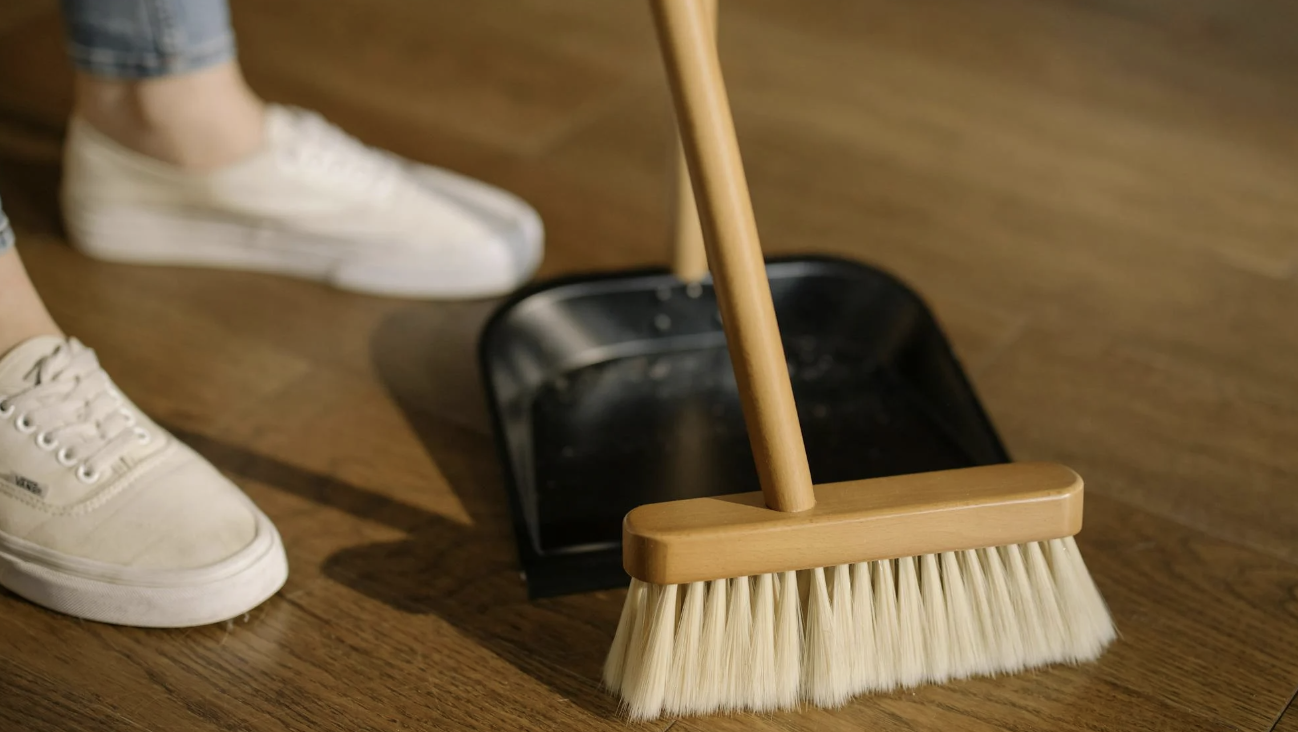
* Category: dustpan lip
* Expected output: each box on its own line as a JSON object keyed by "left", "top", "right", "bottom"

{"left": 477, "top": 253, "right": 917, "bottom": 355}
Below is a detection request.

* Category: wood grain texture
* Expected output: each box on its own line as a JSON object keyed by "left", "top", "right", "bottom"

{"left": 669, "top": 0, "right": 714, "bottom": 284}
{"left": 1275, "top": 693, "right": 1298, "bottom": 732}
{"left": 671, "top": 138, "right": 707, "bottom": 282}
{"left": 674, "top": 494, "right": 1298, "bottom": 732}
{"left": 652, "top": 0, "right": 814, "bottom": 513}
{"left": 1, "top": 0, "right": 1296, "bottom": 730}
{"left": 624, "top": 462, "right": 1084, "bottom": 584}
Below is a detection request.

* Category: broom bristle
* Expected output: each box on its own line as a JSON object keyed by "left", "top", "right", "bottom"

{"left": 942, "top": 551, "right": 982, "bottom": 678}
{"left": 871, "top": 558, "right": 900, "bottom": 687}
{"left": 749, "top": 574, "right": 778, "bottom": 711}
{"left": 895, "top": 555, "right": 925, "bottom": 688}
{"left": 801, "top": 567, "right": 849, "bottom": 707}
{"left": 920, "top": 553, "right": 950, "bottom": 684}
{"left": 723, "top": 576, "right": 753, "bottom": 710}
{"left": 664, "top": 581, "right": 705, "bottom": 714}
{"left": 607, "top": 537, "right": 1115, "bottom": 720}
{"left": 623, "top": 583, "right": 676, "bottom": 715}
{"left": 603, "top": 579, "right": 646, "bottom": 692}
{"left": 773, "top": 571, "right": 802, "bottom": 708}
{"left": 981, "top": 543, "right": 1027, "bottom": 672}
{"left": 848, "top": 562, "right": 875, "bottom": 692}
{"left": 696, "top": 578, "right": 728, "bottom": 712}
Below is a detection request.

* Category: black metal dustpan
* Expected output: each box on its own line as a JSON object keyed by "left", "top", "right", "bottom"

{"left": 478, "top": 11, "right": 1007, "bottom": 600}
{"left": 480, "top": 254, "right": 1009, "bottom": 599}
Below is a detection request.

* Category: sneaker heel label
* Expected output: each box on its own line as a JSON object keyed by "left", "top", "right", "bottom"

{"left": 2, "top": 473, "right": 45, "bottom": 498}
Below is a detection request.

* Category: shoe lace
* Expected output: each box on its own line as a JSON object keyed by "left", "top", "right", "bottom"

{"left": 0, "top": 340, "right": 151, "bottom": 485}
{"left": 276, "top": 108, "right": 401, "bottom": 199}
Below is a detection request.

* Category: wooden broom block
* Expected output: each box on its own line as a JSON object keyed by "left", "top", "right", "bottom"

{"left": 623, "top": 462, "right": 1085, "bottom": 585}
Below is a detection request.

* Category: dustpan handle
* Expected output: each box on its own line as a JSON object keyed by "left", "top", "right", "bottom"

{"left": 669, "top": 0, "right": 715, "bottom": 283}
{"left": 650, "top": 0, "right": 816, "bottom": 513}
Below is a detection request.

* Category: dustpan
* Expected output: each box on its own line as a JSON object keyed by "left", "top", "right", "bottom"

{"left": 478, "top": 3, "right": 1008, "bottom": 599}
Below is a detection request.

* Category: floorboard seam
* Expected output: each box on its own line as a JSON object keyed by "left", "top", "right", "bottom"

{"left": 1266, "top": 683, "right": 1298, "bottom": 732}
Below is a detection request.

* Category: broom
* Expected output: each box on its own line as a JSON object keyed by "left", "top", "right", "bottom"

{"left": 602, "top": 0, "right": 1116, "bottom": 720}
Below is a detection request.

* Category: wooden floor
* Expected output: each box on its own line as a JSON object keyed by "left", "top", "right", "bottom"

{"left": 2, "top": 0, "right": 1297, "bottom": 729}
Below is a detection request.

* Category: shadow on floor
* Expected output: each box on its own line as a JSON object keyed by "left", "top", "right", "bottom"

{"left": 174, "top": 299, "right": 627, "bottom": 720}
{"left": 0, "top": 155, "right": 64, "bottom": 239}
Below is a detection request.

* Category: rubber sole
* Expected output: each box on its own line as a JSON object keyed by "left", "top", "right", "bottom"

{"left": 0, "top": 512, "right": 288, "bottom": 628}
{"left": 62, "top": 197, "right": 544, "bottom": 300}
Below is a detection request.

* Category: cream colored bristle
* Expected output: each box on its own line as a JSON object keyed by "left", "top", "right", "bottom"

{"left": 802, "top": 567, "right": 845, "bottom": 706}
{"left": 697, "top": 578, "right": 728, "bottom": 711}
{"left": 665, "top": 581, "right": 705, "bottom": 714}
{"left": 607, "top": 539, "right": 1116, "bottom": 719}
{"left": 604, "top": 579, "right": 646, "bottom": 692}
{"left": 980, "top": 545, "right": 1026, "bottom": 672}
{"left": 723, "top": 576, "right": 754, "bottom": 710}
{"left": 1001, "top": 544, "right": 1050, "bottom": 668}
{"left": 827, "top": 563, "right": 856, "bottom": 702}
{"left": 1025, "top": 542, "right": 1069, "bottom": 660}
{"left": 619, "top": 580, "right": 652, "bottom": 696}
{"left": 895, "top": 556, "right": 925, "bottom": 688}
{"left": 849, "top": 562, "right": 876, "bottom": 692}
{"left": 942, "top": 551, "right": 983, "bottom": 677}
{"left": 749, "top": 574, "right": 778, "bottom": 711}
{"left": 1048, "top": 537, "right": 1116, "bottom": 660}
{"left": 920, "top": 553, "right": 950, "bottom": 683}
{"left": 773, "top": 570, "right": 802, "bottom": 709}
{"left": 871, "top": 559, "right": 900, "bottom": 691}
{"left": 622, "top": 583, "right": 677, "bottom": 720}
{"left": 960, "top": 549, "right": 998, "bottom": 669}
{"left": 1067, "top": 538, "right": 1115, "bottom": 646}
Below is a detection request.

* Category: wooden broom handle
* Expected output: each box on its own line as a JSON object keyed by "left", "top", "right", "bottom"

{"left": 669, "top": 0, "right": 715, "bottom": 283}
{"left": 650, "top": 0, "right": 816, "bottom": 513}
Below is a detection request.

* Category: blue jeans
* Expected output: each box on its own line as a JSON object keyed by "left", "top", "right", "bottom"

{"left": 0, "top": 0, "right": 233, "bottom": 255}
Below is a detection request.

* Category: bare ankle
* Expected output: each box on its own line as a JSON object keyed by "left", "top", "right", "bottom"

{"left": 73, "top": 62, "right": 266, "bottom": 171}
{"left": 0, "top": 250, "right": 62, "bottom": 358}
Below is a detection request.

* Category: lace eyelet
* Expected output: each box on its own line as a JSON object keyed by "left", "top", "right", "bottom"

{"left": 35, "top": 432, "right": 58, "bottom": 451}
{"left": 57, "top": 447, "right": 77, "bottom": 467}
{"left": 134, "top": 427, "right": 152, "bottom": 445}
{"left": 76, "top": 465, "right": 100, "bottom": 484}
{"left": 120, "top": 409, "right": 137, "bottom": 426}
{"left": 15, "top": 414, "right": 36, "bottom": 434}
{"left": 0, "top": 398, "right": 13, "bottom": 418}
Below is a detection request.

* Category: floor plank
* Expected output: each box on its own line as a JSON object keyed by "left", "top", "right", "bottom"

{"left": 978, "top": 324, "right": 1298, "bottom": 564}
{"left": 230, "top": 0, "right": 659, "bottom": 156}
{"left": 1, "top": 0, "right": 1296, "bottom": 730}
{"left": 1275, "top": 693, "right": 1298, "bottom": 732}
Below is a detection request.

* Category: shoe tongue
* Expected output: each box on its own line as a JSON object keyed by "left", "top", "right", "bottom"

{"left": 264, "top": 104, "right": 295, "bottom": 144}
{"left": 264, "top": 104, "right": 316, "bottom": 150}
{"left": 0, "top": 336, "right": 70, "bottom": 394}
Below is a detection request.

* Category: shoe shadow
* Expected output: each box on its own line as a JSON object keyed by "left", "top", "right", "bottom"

{"left": 177, "top": 299, "right": 626, "bottom": 720}
{"left": 0, "top": 153, "right": 65, "bottom": 240}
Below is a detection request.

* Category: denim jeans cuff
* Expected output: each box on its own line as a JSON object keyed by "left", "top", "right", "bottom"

{"left": 0, "top": 220, "right": 15, "bottom": 254}
{"left": 66, "top": 33, "right": 235, "bottom": 78}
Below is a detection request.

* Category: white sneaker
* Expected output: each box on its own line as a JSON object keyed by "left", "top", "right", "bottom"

{"left": 61, "top": 105, "right": 544, "bottom": 299}
{"left": 0, "top": 336, "right": 287, "bottom": 627}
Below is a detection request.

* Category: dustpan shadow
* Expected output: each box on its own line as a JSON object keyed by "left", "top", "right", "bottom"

{"left": 312, "top": 299, "right": 627, "bottom": 718}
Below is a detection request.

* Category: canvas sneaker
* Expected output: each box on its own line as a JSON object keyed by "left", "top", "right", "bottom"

{"left": 61, "top": 104, "right": 544, "bottom": 299}
{"left": 0, "top": 336, "right": 287, "bottom": 627}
